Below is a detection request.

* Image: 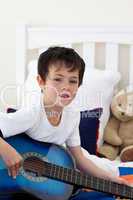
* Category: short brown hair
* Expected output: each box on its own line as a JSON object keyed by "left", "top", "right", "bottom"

{"left": 38, "top": 46, "right": 85, "bottom": 86}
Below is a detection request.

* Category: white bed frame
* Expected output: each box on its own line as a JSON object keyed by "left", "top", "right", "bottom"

{"left": 16, "top": 24, "right": 133, "bottom": 88}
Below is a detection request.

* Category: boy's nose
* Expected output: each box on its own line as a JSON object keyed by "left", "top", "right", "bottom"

{"left": 61, "top": 79, "right": 70, "bottom": 89}
{"left": 61, "top": 86, "right": 70, "bottom": 92}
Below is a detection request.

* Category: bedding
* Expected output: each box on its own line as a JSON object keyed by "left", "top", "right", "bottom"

{"left": 79, "top": 108, "right": 102, "bottom": 155}
{"left": 73, "top": 68, "right": 121, "bottom": 147}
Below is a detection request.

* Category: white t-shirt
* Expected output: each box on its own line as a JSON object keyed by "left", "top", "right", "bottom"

{"left": 0, "top": 99, "right": 81, "bottom": 147}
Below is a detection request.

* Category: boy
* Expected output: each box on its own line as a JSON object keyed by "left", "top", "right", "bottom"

{"left": 0, "top": 47, "right": 127, "bottom": 200}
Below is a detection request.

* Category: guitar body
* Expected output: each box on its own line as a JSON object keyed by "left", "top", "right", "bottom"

{"left": 0, "top": 134, "right": 75, "bottom": 200}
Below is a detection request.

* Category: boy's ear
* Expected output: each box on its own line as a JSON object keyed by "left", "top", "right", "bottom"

{"left": 37, "top": 75, "right": 45, "bottom": 88}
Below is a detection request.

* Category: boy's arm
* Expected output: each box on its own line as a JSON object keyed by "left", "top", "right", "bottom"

{"left": 0, "top": 108, "right": 37, "bottom": 138}
{"left": 0, "top": 108, "right": 38, "bottom": 178}
{"left": 68, "top": 145, "right": 128, "bottom": 185}
{"left": 0, "top": 135, "right": 22, "bottom": 178}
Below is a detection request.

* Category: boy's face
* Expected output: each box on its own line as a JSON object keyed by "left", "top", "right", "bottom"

{"left": 37, "top": 64, "right": 79, "bottom": 108}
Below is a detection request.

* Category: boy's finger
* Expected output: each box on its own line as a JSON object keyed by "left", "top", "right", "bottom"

{"left": 119, "top": 177, "right": 130, "bottom": 186}
{"left": 8, "top": 169, "right": 11, "bottom": 176}
{"left": 10, "top": 165, "right": 17, "bottom": 179}
{"left": 15, "top": 162, "right": 21, "bottom": 175}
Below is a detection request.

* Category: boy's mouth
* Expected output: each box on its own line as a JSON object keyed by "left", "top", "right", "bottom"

{"left": 59, "top": 92, "right": 71, "bottom": 99}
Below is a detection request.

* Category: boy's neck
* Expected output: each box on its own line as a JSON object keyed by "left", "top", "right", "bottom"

{"left": 45, "top": 107, "right": 62, "bottom": 127}
{"left": 43, "top": 97, "right": 63, "bottom": 126}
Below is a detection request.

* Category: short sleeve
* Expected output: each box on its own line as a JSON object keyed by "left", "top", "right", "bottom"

{"left": 66, "top": 113, "right": 81, "bottom": 147}
{"left": 0, "top": 107, "right": 38, "bottom": 138}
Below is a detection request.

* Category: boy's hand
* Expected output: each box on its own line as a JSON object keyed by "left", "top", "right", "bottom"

{"left": 0, "top": 140, "right": 23, "bottom": 178}
{"left": 106, "top": 173, "right": 130, "bottom": 186}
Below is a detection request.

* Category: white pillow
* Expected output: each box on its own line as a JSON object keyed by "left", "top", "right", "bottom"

{"left": 21, "top": 60, "right": 41, "bottom": 108}
{"left": 70, "top": 68, "right": 121, "bottom": 146}
{"left": 22, "top": 60, "right": 121, "bottom": 146}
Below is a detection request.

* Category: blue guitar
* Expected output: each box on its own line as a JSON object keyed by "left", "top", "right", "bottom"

{"left": 0, "top": 134, "right": 132, "bottom": 200}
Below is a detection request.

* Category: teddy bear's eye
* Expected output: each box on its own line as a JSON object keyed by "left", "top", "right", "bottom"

{"left": 118, "top": 103, "right": 122, "bottom": 107}
{"left": 129, "top": 103, "right": 132, "bottom": 106}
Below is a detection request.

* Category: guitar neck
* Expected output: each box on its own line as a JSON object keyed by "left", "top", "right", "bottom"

{"left": 44, "top": 162, "right": 133, "bottom": 199}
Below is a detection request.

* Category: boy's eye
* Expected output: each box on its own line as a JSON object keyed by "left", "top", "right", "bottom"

{"left": 69, "top": 80, "right": 78, "bottom": 84}
{"left": 52, "top": 78, "right": 78, "bottom": 85}
{"left": 54, "top": 78, "right": 62, "bottom": 82}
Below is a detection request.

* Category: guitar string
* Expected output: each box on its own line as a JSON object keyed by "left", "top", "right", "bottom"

{"left": 22, "top": 157, "right": 133, "bottom": 198}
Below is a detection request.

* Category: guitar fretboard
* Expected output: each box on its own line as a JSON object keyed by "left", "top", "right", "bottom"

{"left": 43, "top": 162, "right": 133, "bottom": 199}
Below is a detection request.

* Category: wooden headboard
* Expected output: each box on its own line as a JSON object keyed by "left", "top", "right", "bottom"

{"left": 16, "top": 24, "right": 133, "bottom": 88}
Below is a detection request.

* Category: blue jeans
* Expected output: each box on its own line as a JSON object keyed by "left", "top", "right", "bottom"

{"left": 70, "top": 190, "right": 115, "bottom": 200}
{"left": 0, "top": 191, "right": 115, "bottom": 200}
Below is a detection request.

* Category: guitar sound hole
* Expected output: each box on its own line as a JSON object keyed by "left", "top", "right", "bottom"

{"left": 26, "top": 169, "right": 38, "bottom": 177}
{"left": 23, "top": 156, "right": 45, "bottom": 177}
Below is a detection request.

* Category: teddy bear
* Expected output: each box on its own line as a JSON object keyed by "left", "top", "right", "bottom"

{"left": 98, "top": 87, "right": 133, "bottom": 162}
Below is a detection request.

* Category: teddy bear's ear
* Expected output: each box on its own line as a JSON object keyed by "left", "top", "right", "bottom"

{"left": 115, "top": 89, "right": 125, "bottom": 98}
